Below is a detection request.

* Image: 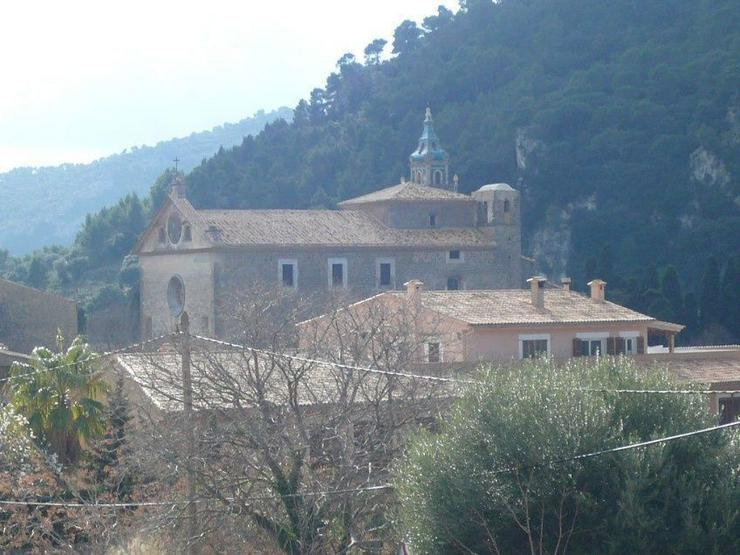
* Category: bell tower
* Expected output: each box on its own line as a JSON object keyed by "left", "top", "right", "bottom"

{"left": 409, "top": 107, "right": 451, "bottom": 189}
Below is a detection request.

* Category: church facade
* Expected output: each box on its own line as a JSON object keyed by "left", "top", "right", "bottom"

{"left": 134, "top": 109, "right": 525, "bottom": 338}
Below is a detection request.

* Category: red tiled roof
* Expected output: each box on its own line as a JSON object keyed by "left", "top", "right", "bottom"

{"left": 388, "top": 289, "right": 658, "bottom": 326}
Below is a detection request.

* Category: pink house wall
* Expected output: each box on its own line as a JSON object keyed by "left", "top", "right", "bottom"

{"left": 419, "top": 316, "right": 651, "bottom": 363}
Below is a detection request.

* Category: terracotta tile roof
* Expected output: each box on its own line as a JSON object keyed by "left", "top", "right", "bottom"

{"left": 390, "top": 289, "right": 658, "bottom": 326}
{"left": 115, "top": 350, "right": 450, "bottom": 412}
{"left": 641, "top": 351, "right": 740, "bottom": 385}
{"left": 198, "top": 209, "right": 494, "bottom": 248}
{"left": 338, "top": 182, "right": 473, "bottom": 206}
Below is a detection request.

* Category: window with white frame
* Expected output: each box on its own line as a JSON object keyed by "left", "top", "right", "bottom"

{"left": 576, "top": 332, "right": 608, "bottom": 356}
{"left": 424, "top": 340, "right": 442, "bottom": 363}
{"left": 328, "top": 258, "right": 348, "bottom": 289}
{"left": 278, "top": 259, "right": 297, "bottom": 288}
{"left": 519, "top": 334, "right": 550, "bottom": 359}
{"left": 447, "top": 249, "right": 463, "bottom": 263}
{"left": 620, "top": 332, "right": 640, "bottom": 355}
{"left": 376, "top": 258, "right": 395, "bottom": 288}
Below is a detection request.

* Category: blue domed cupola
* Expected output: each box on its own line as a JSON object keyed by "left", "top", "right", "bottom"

{"left": 410, "top": 106, "right": 451, "bottom": 189}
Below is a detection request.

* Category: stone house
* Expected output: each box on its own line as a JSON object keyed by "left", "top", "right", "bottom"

{"left": 134, "top": 109, "right": 526, "bottom": 339}
{"left": 298, "top": 277, "right": 684, "bottom": 364}
{"left": 0, "top": 277, "right": 78, "bottom": 354}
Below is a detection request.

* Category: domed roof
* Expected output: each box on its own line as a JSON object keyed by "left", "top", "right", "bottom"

{"left": 477, "top": 183, "right": 515, "bottom": 192}
{"left": 409, "top": 107, "right": 449, "bottom": 163}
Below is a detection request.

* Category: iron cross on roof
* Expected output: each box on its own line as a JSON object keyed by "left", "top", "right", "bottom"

{"left": 173, "top": 157, "right": 180, "bottom": 172}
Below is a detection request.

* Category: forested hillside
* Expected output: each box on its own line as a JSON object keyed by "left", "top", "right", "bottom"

{"left": 1, "top": 0, "right": 738, "bottom": 346}
{"left": 184, "top": 0, "right": 739, "bottom": 289}
{"left": 0, "top": 108, "right": 290, "bottom": 254}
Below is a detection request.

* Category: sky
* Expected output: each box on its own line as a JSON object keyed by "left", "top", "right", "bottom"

{"left": 0, "top": 0, "right": 457, "bottom": 172}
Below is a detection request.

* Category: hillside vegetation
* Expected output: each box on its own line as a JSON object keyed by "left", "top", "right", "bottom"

{"left": 1, "top": 0, "right": 738, "bottom": 346}
{"left": 0, "top": 108, "right": 290, "bottom": 254}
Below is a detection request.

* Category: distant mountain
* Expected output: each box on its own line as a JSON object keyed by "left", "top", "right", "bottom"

{"left": 0, "top": 108, "right": 291, "bottom": 254}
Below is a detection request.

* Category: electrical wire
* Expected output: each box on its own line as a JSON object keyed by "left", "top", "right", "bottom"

{"left": 1, "top": 421, "right": 738, "bottom": 509}
{"left": 190, "top": 334, "right": 740, "bottom": 395}
{"left": 190, "top": 334, "right": 481, "bottom": 385}
{"left": 490, "top": 419, "right": 740, "bottom": 475}
{"left": 0, "top": 484, "right": 393, "bottom": 509}
{"left": 0, "top": 333, "right": 176, "bottom": 384}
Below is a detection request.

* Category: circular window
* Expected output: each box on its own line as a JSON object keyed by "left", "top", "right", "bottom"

{"left": 167, "top": 276, "right": 185, "bottom": 317}
{"left": 167, "top": 214, "right": 182, "bottom": 244}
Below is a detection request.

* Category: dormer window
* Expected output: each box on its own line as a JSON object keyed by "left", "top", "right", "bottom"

{"left": 429, "top": 213, "right": 436, "bottom": 228}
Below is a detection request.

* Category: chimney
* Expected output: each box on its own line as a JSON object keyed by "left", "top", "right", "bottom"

{"left": 404, "top": 279, "right": 424, "bottom": 309}
{"left": 561, "top": 277, "right": 572, "bottom": 291}
{"left": 526, "top": 276, "right": 546, "bottom": 309}
{"left": 587, "top": 279, "right": 606, "bottom": 302}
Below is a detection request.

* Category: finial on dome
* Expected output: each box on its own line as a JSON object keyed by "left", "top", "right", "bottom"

{"left": 453, "top": 174, "right": 459, "bottom": 191}
{"left": 425, "top": 105, "right": 433, "bottom": 122}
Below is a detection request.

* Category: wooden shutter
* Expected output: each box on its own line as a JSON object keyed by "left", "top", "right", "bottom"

{"left": 607, "top": 337, "right": 616, "bottom": 355}
{"left": 637, "top": 336, "right": 645, "bottom": 354}
{"left": 616, "top": 337, "right": 626, "bottom": 355}
{"left": 573, "top": 338, "right": 582, "bottom": 357}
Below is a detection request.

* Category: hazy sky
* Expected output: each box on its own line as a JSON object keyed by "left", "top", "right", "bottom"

{"left": 0, "top": 0, "right": 457, "bottom": 172}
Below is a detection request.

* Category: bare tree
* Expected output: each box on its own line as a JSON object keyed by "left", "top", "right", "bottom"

{"left": 124, "top": 284, "right": 451, "bottom": 553}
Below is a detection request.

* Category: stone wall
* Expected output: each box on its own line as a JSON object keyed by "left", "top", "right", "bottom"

{"left": 139, "top": 252, "right": 217, "bottom": 338}
{"left": 0, "top": 279, "right": 77, "bottom": 353}
{"left": 213, "top": 244, "right": 520, "bottom": 331}
{"left": 342, "top": 200, "right": 476, "bottom": 229}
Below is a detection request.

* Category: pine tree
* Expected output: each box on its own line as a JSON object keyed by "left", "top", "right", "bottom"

{"left": 596, "top": 245, "right": 615, "bottom": 285}
{"left": 682, "top": 292, "right": 699, "bottom": 343}
{"left": 660, "top": 265, "right": 683, "bottom": 323}
{"left": 86, "top": 372, "right": 133, "bottom": 500}
{"left": 719, "top": 256, "right": 740, "bottom": 341}
{"left": 699, "top": 256, "right": 721, "bottom": 329}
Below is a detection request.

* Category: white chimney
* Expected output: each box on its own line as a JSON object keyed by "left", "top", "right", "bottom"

{"left": 526, "top": 276, "right": 546, "bottom": 309}
{"left": 587, "top": 279, "right": 606, "bottom": 302}
{"left": 561, "top": 277, "right": 572, "bottom": 291}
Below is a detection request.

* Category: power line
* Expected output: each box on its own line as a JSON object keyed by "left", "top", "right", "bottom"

{"left": 0, "top": 484, "right": 394, "bottom": 509}
{"left": 0, "top": 333, "right": 176, "bottom": 384}
{"left": 491, "top": 419, "right": 740, "bottom": 475}
{"left": 190, "top": 334, "right": 481, "bottom": 385}
{"left": 2, "top": 421, "right": 738, "bottom": 509}
{"left": 190, "top": 334, "right": 740, "bottom": 395}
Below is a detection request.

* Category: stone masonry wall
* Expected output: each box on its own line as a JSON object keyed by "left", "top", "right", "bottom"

{"left": 139, "top": 252, "right": 217, "bottom": 338}
{"left": 213, "top": 244, "right": 520, "bottom": 333}
{"left": 0, "top": 279, "right": 77, "bottom": 353}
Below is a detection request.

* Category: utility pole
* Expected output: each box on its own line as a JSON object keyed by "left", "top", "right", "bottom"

{"left": 180, "top": 312, "right": 198, "bottom": 553}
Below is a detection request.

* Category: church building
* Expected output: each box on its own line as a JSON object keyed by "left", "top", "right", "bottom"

{"left": 134, "top": 108, "right": 525, "bottom": 338}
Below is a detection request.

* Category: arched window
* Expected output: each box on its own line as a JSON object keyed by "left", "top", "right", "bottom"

{"left": 433, "top": 170, "right": 443, "bottom": 185}
{"left": 167, "top": 275, "right": 185, "bottom": 317}
{"left": 504, "top": 199, "right": 511, "bottom": 213}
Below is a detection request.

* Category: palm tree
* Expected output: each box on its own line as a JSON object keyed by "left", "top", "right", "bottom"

{"left": 9, "top": 332, "right": 108, "bottom": 465}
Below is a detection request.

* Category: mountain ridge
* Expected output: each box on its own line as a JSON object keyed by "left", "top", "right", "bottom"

{"left": 0, "top": 107, "right": 292, "bottom": 254}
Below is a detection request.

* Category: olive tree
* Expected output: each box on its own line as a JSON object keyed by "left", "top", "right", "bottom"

{"left": 397, "top": 357, "right": 740, "bottom": 554}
